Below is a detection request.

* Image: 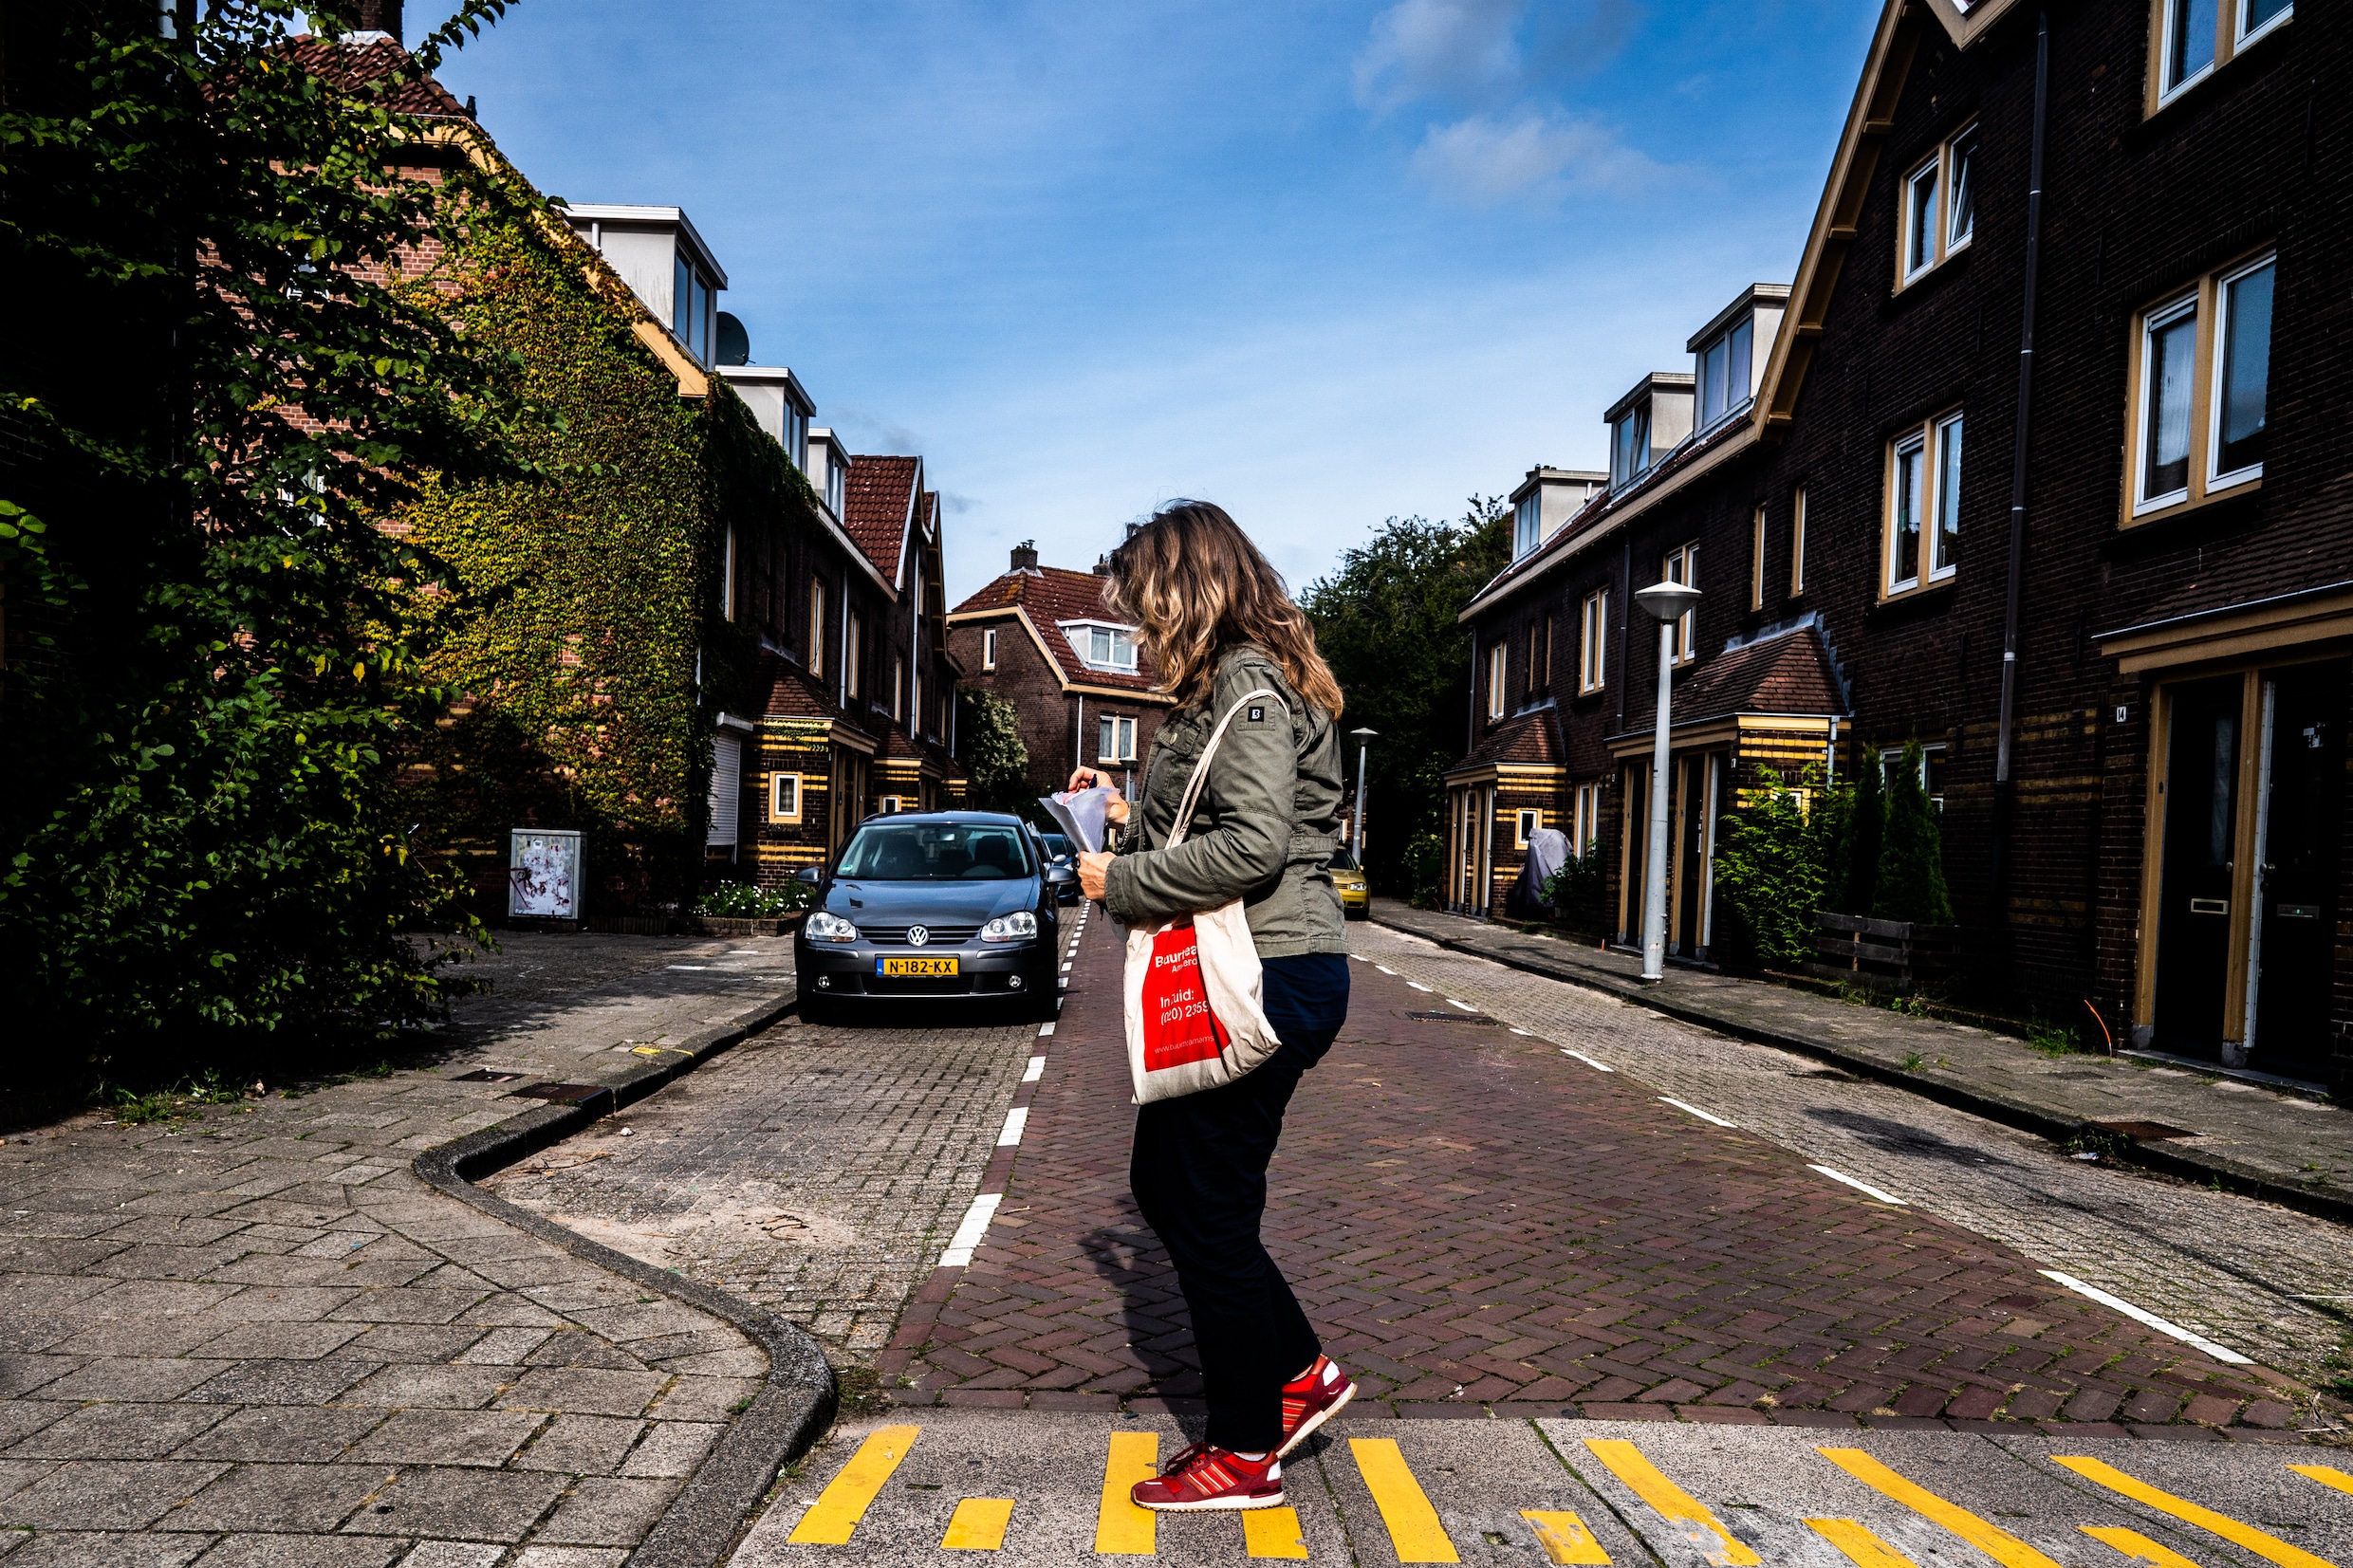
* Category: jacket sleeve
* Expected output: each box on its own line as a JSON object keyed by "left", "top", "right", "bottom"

{"left": 1103, "top": 662, "right": 1295, "bottom": 926}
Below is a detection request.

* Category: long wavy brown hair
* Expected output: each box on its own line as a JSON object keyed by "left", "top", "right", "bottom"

{"left": 1103, "top": 501, "right": 1344, "bottom": 717}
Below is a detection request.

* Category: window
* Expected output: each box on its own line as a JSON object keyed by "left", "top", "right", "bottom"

{"left": 846, "top": 610, "right": 863, "bottom": 700}
{"left": 1572, "top": 783, "right": 1603, "bottom": 857}
{"left": 707, "top": 736, "right": 740, "bottom": 846}
{"left": 2158, "top": 0, "right": 2288, "bottom": 107}
{"left": 1695, "top": 316, "right": 1754, "bottom": 429}
{"left": 1515, "top": 808, "right": 1542, "bottom": 848}
{"left": 878, "top": 796, "right": 903, "bottom": 815}
{"left": 720, "top": 524, "right": 736, "bottom": 621}
{"left": 1884, "top": 412, "right": 1962, "bottom": 596}
{"left": 892, "top": 655, "right": 904, "bottom": 720}
{"left": 2128, "top": 251, "right": 2273, "bottom": 521}
{"left": 769, "top": 773, "right": 802, "bottom": 822}
{"left": 1899, "top": 123, "right": 1977, "bottom": 286}
{"left": 1098, "top": 714, "right": 1138, "bottom": 764}
{"left": 1064, "top": 622, "right": 1139, "bottom": 673}
{"left": 1611, "top": 402, "right": 1652, "bottom": 487}
{"left": 1528, "top": 617, "right": 1552, "bottom": 695}
{"left": 1663, "top": 544, "right": 1697, "bottom": 664}
{"left": 1750, "top": 503, "right": 1768, "bottom": 611}
{"left": 1513, "top": 494, "right": 1541, "bottom": 559}
{"left": 672, "top": 249, "right": 714, "bottom": 366}
{"left": 1579, "top": 589, "right": 1608, "bottom": 693}
{"left": 807, "top": 580, "right": 826, "bottom": 675}
{"left": 1789, "top": 486, "right": 1808, "bottom": 597}
{"left": 1486, "top": 641, "right": 1507, "bottom": 720}
{"left": 826, "top": 455, "right": 844, "bottom": 518}
{"left": 1881, "top": 745, "right": 1948, "bottom": 812}
{"left": 982, "top": 628, "right": 998, "bottom": 671}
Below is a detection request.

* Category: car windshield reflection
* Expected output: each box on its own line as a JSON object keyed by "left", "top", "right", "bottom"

{"left": 837, "top": 821, "right": 1034, "bottom": 881}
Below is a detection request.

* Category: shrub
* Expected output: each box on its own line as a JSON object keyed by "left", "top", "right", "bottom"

{"left": 1540, "top": 842, "right": 1610, "bottom": 935}
{"left": 1832, "top": 750, "right": 1885, "bottom": 915}
{"left": 1712, "top": 769, "right": 1830, "bottom": 968}
{"left": 1402, "top": 831, "right": 1447, "bottom": 909}
{"left": 1873, "top": 739, "right": 1955, "bottom": 926}
{"left": 695, "top": 882, "right": 814, "bottom": 918}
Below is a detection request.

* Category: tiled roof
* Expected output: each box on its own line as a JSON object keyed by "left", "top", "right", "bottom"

{"left": 758, "top": 659, "right": 873, "bottom": 741}
{"left": 283, "top": 35, "right": 471, "bottom": 117}
{"left": 1448, "top": 711, "right": 1563, "bottom": 774}
{"left": 843, "top": 456, "right": 919, "bottom": 586}
{"left": 1609, "top": 621, "right": 1846, "bottom": 742}
{"left": 950, "top": 566, "right": 1163, "bottom": 695}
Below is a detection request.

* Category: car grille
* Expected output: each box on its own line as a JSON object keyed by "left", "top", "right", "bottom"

{"left": 863, "top": 925, "right": 982, "bottom": 947}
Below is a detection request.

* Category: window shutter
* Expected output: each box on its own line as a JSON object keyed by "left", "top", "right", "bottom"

{"left": 708, "top": 736, "right": 741, "bottom": 845}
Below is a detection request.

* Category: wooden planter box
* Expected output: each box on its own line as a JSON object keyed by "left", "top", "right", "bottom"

{"left": 1806, "top": 912, "right": 1959, "bottom": 992}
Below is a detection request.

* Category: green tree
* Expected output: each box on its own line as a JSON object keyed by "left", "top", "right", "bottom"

{"left": 1712, "top": 767, "right": 1830, "bottom": 968}
{"left": 0, "top": 1, "right": 525, "bottom": 1093}
{"left": 1302, "top": 496, "right": 1509, "bottom": 890}
{"left": 1833, "top": 748, "right": 1886, "bottom": 916}
{"left": 956, "top": 689, "right": 1032, "bottom": 814}
{"left": 1873, "top": 739, "right": 1954, "bottom": 926}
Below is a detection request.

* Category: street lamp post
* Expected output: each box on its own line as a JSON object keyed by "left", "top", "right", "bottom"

{"left": 1631, "top": 581, "right": 1702, "bottom": 983}
{"left": 1348, "top": 728, "right": 1378, "bottom": 860}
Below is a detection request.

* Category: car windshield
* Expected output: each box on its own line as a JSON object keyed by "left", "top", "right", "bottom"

{"left": 837, "top": 822, "right": 1033, "bottom": 881}
{"left": 1328, "top": 847, "right": 1359, "bottom": 871}
{"left": 1039, "top": 834, "right": 1074, "bottom": 864}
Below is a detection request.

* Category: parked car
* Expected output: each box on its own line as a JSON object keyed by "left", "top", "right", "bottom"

{"left": 1328, "top": 844, "right": 1369, "bottom": 918}
{"left": 1037, "top": 831, "right": 1080, "bottom": 903}
{"left": 793, "top": 812, "right": 1069, "bottom": 1023}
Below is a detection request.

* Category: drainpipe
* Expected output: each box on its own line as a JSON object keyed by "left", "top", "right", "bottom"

{"left": 1993, "top": 9, "right": 2051, "bottom": 893}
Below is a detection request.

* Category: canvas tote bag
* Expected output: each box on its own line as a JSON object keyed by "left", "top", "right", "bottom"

{"left": 1121, "top": 688, "right": 1290, "bottom": 1104}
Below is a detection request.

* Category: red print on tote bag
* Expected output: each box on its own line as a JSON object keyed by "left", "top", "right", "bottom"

{"left": 1142, "top": 920, "right": 1229, "bottom": 1072}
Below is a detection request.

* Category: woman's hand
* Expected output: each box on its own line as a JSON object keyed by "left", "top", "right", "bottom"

{"left": 1065, "top": 766, "right": 1130, "bottom": 824}
{"left": 1078, "top": 851, "right": 1115, "bottom": 902}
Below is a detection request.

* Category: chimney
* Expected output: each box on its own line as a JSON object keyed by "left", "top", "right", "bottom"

{"left": 1010, "top": 541, "right": 1038, "bottom": 572}
{"left": 358, "top": 0, "right": 402, "bottom": 41}
{"left": 1092, "top": 553, "right": 1112, "bottom": 576}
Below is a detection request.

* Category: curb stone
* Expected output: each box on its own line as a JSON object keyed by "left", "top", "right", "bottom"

{"left": 412, "top": 984, "right": 837, "bottom": 1568}
{"left": 1370, "top": 908, "right": 2353, "bottom": 1231}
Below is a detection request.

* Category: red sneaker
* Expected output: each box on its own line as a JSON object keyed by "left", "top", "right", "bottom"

{"left": 1276, "top": 1356, "right": 1357, "bottom": 1457}
{"left": 1129, "top": 1444, "right": 1286, "bottom": 1512}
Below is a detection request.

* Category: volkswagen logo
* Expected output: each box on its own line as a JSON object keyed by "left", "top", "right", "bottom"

{"left": 906, "top": 926, "right": 930, "bottom": 947}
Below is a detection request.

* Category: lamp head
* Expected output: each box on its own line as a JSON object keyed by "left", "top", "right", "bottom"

{"left": 1633, "top": 581, "right": 1702, "bottom": 622}
{"left": 1350, "top": 728, "right": 1378, "bottom": 742}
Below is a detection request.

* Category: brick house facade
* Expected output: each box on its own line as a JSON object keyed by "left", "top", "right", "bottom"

{"left": 947, "top": 544, "right": 1174, "bottom": 801}
{"left": 1449, "top": 0, "right": 2349, "bottom": 1089}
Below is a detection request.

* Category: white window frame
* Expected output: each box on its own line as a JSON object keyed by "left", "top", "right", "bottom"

{"left": 1573, "top": 782, "right": 1602, "bottom": 857}
{"left": 1898, "top": 122, "right": 1976, "bottom": 289}
{"left": 721, "top": 524, "right": 736, "bottom": 621}
{"left": 1902, "top": 156, "right": 1940, "bottom": 283}
{"left": 1663, "top": 544, "right": 1697, "bottom": 665}
{"left": 1579, "top": 589, "right": 1607, "bottom": 694}
{"left": 2207, "top": 250, "right": 2274, "bottom": 494}
{"left": 769, "top": 772, "right": 802, "bottom": 822}
{"left": 981, "top": 627, "right": 997, "bottom": 671}
{"left": 846, "top": 610, "right": 864, "bottom": 700}
{"left": 1750, "top": 503, "right": 1767, "bottom": 611}
{"left": 1486, "top": 641, "right": 1507, "bottom": 720}
{"left": 1884, "top": 411, "right": 1961, "bottom": 598}
{"left": 1513, "top": 494, "right": 1540, "bottom": 559}
{"left": 878, "top": 795, "right": 903, "bottom": 815}
{"left": 2238, "top": 0, "right": 2292, "bottom": 48}
{"left": 1932, "top": 411, "right": 1964, "bottom": 580}
{"left": 2158, "top": 0, "right": 2218, "bottom": 102}
{"left": 807, "top": 580, "right": 826, "bottom": 675}
{"left": 1694, "top": 316, "right": 1755, "bottom": 432}
{"left": 892, "top": 655, "right": 905, "bottom": 720}
{"left": 1789, "top": 486, "right": 1808, "bottom": 597}
{"left": 1097, "top": 714, "right": 1138, "bottom": 765}
{"left": 1060, "top": 619, "right": 1140, "bottom": 673}
{"left": 2134, "top": 290, "right": 2201, "bottom": 515}
{"left": 1515, "top": 808, "right": 1542, "bottom": 848}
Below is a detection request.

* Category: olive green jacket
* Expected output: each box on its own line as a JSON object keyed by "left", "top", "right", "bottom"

{"left": 1102, "top": 645, "right": 1346, "bottom": 957}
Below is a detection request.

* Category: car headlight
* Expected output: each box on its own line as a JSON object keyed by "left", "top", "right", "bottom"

{"left": 980, "top": 912, "right": 1038, "bottom": 943}
{"left": 806, "top": 912, "right": 860, "bottom": 943}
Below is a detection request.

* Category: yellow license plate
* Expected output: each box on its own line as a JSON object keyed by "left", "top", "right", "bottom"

{"left": 878, "top": 957, "right": 959, "bottom": 976}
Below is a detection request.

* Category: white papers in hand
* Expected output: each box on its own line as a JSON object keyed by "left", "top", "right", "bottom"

{"left": 1039, "top": 788, "right": 1117, "bottom": 855}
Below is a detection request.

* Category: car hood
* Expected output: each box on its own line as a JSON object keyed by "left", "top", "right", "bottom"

{"left": 826, "top": 878, "right": 1037, "bottom": 926}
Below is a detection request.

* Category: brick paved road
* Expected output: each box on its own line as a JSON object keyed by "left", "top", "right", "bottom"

{"left": 0, "top": 932, "right": 793, "bottom": 1565}
{"left": 882, "top": 914, "right": 2315, "bottom": 1437}
{"left": 1347, "top": 920, "right": 2353, "bottom": 1387}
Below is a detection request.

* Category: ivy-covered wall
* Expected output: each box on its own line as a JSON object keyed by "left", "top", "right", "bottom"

{"left": 394, "top": 162, "right": 823, "bottom": 913}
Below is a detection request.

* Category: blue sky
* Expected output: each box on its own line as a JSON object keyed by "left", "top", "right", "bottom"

{"left": 425, "top": 1, "right": 1881, "bottom": 602}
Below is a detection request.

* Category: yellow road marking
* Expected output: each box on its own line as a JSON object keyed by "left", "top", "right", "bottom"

{"left": 1095, "top": 1430, "right": 1158, "bottom": 1556}
{"left": 1523, "top": 1508, "right": 1612, "bottom": 1564}
{"left": 2052, "top": 1456, "right": 2340, "bottom": 1568}
{"left": 1807, "top": 1518, "right": 1921, "bottom": 1568}
{"left": 1350, "top": 1437, "right": 1460, "bottom": 1563}
{"left": 787, "top": 1424, "right": 921, "bottom": 1545}
{"left": 2082, "top": 1525, "right": 2208, "bottom": 1568}
{"left": 2291, "top": 1466, "right": 2353, "bottom": 1498}
{"left": 1584, "top": 1439, "right": 1759, "bottom": 1567}
{"left": 1817, "top": 1448, "right": 2065, "bottom": 1568}
{"left": 1246, "top": 1505, "right": 1311, "bottom": 1559}
{"left": 942, "top": 1497, "right": 1015, "bottom": 1551}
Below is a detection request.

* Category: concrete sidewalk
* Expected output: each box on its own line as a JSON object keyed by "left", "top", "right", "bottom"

{"left": 1371, "top": 900, "right": 2353, "bottom": 1224}
{"left": 0, "top": 932, "right": 823, "bottom": 1568}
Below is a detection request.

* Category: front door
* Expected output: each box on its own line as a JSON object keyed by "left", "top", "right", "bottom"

{"left": 2250, "top": 661, "right": 2346, "bottom": 1079}
{"left": 2152, "top": 675, "right": 2242, "bottom": 1059}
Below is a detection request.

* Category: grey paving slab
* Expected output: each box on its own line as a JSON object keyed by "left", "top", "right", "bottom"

{"left": 3, "top": 1402, "right": 230, "bottom": 1460}
{"left": 494, "top": 1369, "right": 666, "bottom": 1418}
{"left": 168, "top": 1463, "right": 385, "bottom": 1533}
{"left": 0, "top": 1460, "right": 232, "bottom": 1528}
{"left": 616, "top": 1422, "right": 719, "bottom": 1478}
{"left": 172, "top": 1408, "right": 386, "bottom": 1464}
{"left": 185, "top": 1359, "right": 375, "bottom": 1406}
{"left": 529, "top": 1477, "right": 683, "bottom": 1546}
{"left": 512, "top": 1416, "right": 643, "bottom": 1477}
{"left": 337, "top": 1364, "right": 519, "bottom": 1411}
{"left": 3, "top": 1535, "right": 209, "bottom": 1567}
{"left": 337, "top": 1467, "right": 565, "bottom": 1541}
{"left": 347, "top": 1410, "right": 546, "bottom": 1468}
{"left": 189, "top": 1536, "right": 406, "bottom": 1568}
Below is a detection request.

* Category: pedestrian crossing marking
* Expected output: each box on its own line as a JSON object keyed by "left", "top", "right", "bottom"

{"left": 2082, "top": 1525, "right": 2208, "bottom": 1568}
{"left": 1817, "top": 1448, "right": 2065, "bottom": 1568}
{"left": 787, "top": 1423, "right": 920, "bottom": 1544}
{"left": 941, "top": 1497, "right": 1015, "bottom": 1551}
{"left": 1522, "top": 1508, "right": 1611, "bottom": 1564}
{"left": 2292, "top": 1466, "right": 2353, "bottom": 1497}
{"left": 1584, "top": 1438, "right": 1759, "bottom": 1567}
{"left": 1350, "top": 1437, "right": 1460, "bottom": 1563}
{"left": 1096, "top": 1430, "right": 1158, "bottom": 1556}
{"left": 2052, "top": 1456, "right": 2341, "bottom": 1568}
{"left": 1806, "top": 1517, "right": 1921, "bottom": 1568}
{"left": 1245, "top": 1505, "right": 1311, "bottom": 1559}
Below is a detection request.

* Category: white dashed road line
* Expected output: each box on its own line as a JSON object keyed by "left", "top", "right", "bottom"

{"left": 1445, "top": 998, "right": 1480, "bottom": 1012}
{"left": 997, "top": 1107, "right": 1029, "bottom": 1147}
{"left": 1658, "top": 1097, "right": 1737, "bottom": 1128}
{"left": 1808, "top": 1164, "right": 1906, "bottom": 1205}
{"left": 937, "top": 1191, "right": 1004, "bottom": 1268}
{"left": 1037, "top": 1023, "right": 1054, "bottom": 1037}
{"left": 1022, "top": 1056, "right": 1046, "bottom": 1083}
{"left": 1407, "top": 981, "right": 1433, "bottom": 992}
{"left": 1561, "top": 1049, "right": 1615, "bottom": 1073}
{"left": 2039, "top": 1269, "right": 2254, "bottom": 1364}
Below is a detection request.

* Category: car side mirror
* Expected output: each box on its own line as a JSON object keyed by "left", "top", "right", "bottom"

{"left": 1045, "top": 865, "right": 1076, "bottom": 886}
{"left": 794, "top": 865, "right": 824, "bottom": 886}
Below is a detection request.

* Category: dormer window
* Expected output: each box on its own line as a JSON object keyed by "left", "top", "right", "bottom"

{"left": 1695, "top": 316, "right": 1752, "bottom": 430}
{"left": 1062, "top": 621, "right": 1139, "bottom": 673}
{"left": 1512, "top": 494, "right": 1541, "bottom": 559}
{"left": 673, "top": 249, "right": 718, "bottom": 366}
{"left": 1611, "top": 403, "right": 1651, "bottom": 487}
{"left": 1605, "top": 374, "right": 1693, "bottom": 489}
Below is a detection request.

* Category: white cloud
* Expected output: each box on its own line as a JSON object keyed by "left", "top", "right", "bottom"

{"left": 1407, "top": 112, "right": 1662, "bottom": 207}
{"left": 1352, "top": 0, "right": 1525, "bottom": 114}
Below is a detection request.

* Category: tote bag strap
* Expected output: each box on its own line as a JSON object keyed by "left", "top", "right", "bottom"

{"left": 1166, "top": 688, "right": 1288, "bottom": 850}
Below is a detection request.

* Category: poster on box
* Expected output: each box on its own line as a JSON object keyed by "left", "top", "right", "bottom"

{"left": 509, "top": 829, "right": 583, "bottom": 919}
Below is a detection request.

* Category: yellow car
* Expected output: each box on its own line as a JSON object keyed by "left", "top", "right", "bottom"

{"left": 1328, "top": 845, "right": 1369, "bottom": 918}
